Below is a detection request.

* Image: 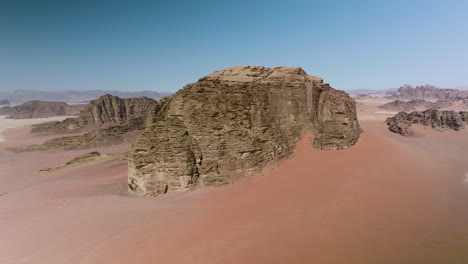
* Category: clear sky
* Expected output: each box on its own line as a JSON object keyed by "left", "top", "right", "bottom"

{"left": 0, "top": 0, "right": 467, "bottom": 92}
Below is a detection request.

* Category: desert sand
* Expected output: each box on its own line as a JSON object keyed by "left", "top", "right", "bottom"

{"left": 1, "top": 105, "right": 468, "bottom": 264}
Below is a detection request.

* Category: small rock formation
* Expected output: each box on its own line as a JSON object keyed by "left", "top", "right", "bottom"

{"left": 0, "top": 99, "right": 9, "bottom": 105}
{"left": 379, "top": 99, "right": 453, "bottom": 111}
{"left": 0, "top": 101, "right": 85, "bottom": 119}
{"left": 19, "top": 124, "right": 137, "bottom": 152}
{"left": 353, "top": 94, "right": 375, "bottom": 100}
{"left": 386, "top": 109, "right": 468, "bottom": 136}
{"left": 128, "top": 66, "right": 361, "bottom": 195}
{"left": 31, "top": 118, "right": 85, "bottom": 134}
{"left": 392, "top": 84, "right": 468, "bottom": 100}
{"left": 40, "top": 152, "right": 104, "bottom": 172}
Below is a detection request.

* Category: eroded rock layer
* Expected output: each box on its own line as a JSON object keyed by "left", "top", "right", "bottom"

{"left": 386, "top": 109, "right": 468, "bottom": 136}
{"left": 128, "top": 66, "right": 361, "bottom": 195}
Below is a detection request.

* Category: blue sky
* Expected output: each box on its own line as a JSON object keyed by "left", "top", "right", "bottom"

{"left": 0, "top": 0, "right": 467, "bottom": 92}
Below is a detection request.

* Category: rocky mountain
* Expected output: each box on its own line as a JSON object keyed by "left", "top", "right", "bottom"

{"left": 392, "top": 84, "right": 468, "bottom": 100}
{"left": 386, "top": 109, "right": 468, "bottom": 136}
{"left": 78, "top": 94, "right": 158, "bottom": 129}
{"left": 0, "top": 90, "right": 171, "bottom": 105}
{"left": 31, "top": 94, "right": 157, "bottom": 133}
{"left": 0, "top": 99, "right": 9, "bottom": 105}
{"left": 378, "top": 99, "right": 453, "bottom": 112}
{"left": 128, "top": 66, "right": 361, "bottom": 196}
{"left": 0, "top": 101, "right": 85, "bottom": 119}
{"left": 18, "top": 95, "right": 157, "bottom": 151}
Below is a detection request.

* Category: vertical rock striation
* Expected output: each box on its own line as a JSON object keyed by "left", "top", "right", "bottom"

{"left": 128, "top": 66, "right": 361, "bottom": 195}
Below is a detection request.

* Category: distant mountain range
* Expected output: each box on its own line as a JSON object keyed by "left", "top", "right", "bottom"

{"left": 0, "top": 90, "right": 172, "bottom": 104}
{"left": 391, "top": 84, "right": 468, "bottom": 100}
{"left": 344, "top": 88, "right": 398, "bottom": 96}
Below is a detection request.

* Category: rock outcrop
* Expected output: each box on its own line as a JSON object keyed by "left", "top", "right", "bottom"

{"left": 386, "top": 109, "right": 468, "bottom": 136}
{"left": 0, "top": 101, "right": 85, "bottom": 119}
{"left": 17, "top": 95, "right": 157, "bottom": 151}
{"left": 79, "top": 95, "right": 157, "bottom": 129}
{"left": 379, "top": 99, "right": 453, "bottom": 111}
{"left": 31, "top": 94, "right": 157, "bottom": 134}
{"left": 128, "top": 66, "right": 361, "bottom": 195}
{"left": 353, "top": 94, "right": 375, "bottom": 100}
{"left": 392, "top": 84, "right": 468, "bottom": 100}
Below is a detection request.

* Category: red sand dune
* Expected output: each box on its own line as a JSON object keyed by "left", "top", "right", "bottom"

{"left": 0, "top": 118, "right": 468, "bottom": 263}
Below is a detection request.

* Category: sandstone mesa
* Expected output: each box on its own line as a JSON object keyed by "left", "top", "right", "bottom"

{"left": 128, "top": 66, "right": 361, "bottom": 195}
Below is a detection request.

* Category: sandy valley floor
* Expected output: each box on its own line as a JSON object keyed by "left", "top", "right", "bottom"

{"left": 0, "top": 106, "right": 468, "bottom": 264}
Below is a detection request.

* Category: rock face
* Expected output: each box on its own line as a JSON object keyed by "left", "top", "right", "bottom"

{"left": 31, "top": 94, "right": 157, "bottom": 134}
{"left": 392, "top": 84, "right": 468, "bottom": 100}
{"left": 379, "top": 99, "right": 453, "bottom": 111}
{"left": 128, "top": 66, "right": 361, "bottom": 195}
{"left": 386, "top": 109, "right": 468, "bottom": 136}
{"left": 79, "top": 95, "right": 157, "bottom": 128}
{"left": 0, "top": 101, "right": 84, "bottom": 119}
{"left": 0, "top": 99, "right": 9, "bottom": 105}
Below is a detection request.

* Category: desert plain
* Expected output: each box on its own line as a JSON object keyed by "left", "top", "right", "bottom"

{"left": 1, "top": 99, "right": 468, "bottom": 264}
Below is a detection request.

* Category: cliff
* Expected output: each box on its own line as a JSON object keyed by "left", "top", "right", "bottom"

{"left": 128, "top": 66, "right": 361, "bottom": 195}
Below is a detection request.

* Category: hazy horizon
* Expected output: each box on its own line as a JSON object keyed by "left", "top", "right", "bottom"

{"left": 1, "top": 0, "right": 467, "bottom": 92}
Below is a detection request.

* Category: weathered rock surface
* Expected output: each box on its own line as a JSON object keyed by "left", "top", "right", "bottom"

{"left": 79, "top": 95, "right": 157, "bottom": 129}
{"left": 379, "top": 99, "right": 453, "bottom": 111}
{"left": 392, "top": 84, "right": 468, "bottom": 100}
{"left": 128, "top": 66, "right": 361, "bottom": 195}
{"left": 0, "top": 101, "right": 85, "bottom": 119}
{"left": 386, "top": 109, "right": 468, "bottom": 136}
